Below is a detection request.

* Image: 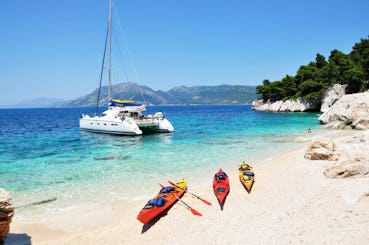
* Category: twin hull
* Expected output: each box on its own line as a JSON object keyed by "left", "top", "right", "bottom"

{"left": 79, "top": 116, "right": 174, "bottom": 136}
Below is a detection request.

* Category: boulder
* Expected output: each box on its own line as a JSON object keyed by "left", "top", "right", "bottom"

{"left": 0, "top": 189, "right": 14, "bottom": 244}
{"left": 324, "top": 162, "right": 369, "bottom": 179}
{"left": 318, "top": 92, "right": 369, "bottom": 129}
{"left": 320, "top": 84, "right": 347, "bottom": 113}
{"left": 307, "top": 130, "right": 369, "bottom": 179}
{"left": 304, "top": 137, "right": 340, "bottom": 160}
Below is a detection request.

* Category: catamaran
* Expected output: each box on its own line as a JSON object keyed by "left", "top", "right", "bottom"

{"left": 79, "top": 0, "right": 174, "bottom": 135}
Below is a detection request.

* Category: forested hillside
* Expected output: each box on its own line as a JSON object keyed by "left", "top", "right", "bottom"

{"left": 256, "top": 37, "right": 369, "bottom": 102}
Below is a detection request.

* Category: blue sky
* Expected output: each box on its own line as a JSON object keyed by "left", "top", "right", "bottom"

{"left": 1, "top": 0, "right": 368, "bottom": 105}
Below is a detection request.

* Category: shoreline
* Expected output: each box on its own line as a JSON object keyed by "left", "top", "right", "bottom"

{"left": 7, "top": 129, "right": 369, "bottom": 244}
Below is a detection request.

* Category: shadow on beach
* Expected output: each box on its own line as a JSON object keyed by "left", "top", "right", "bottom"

{"left": 141, "top": 211, "right": 169, "bottom": 234}
{"left": 4, "top": 233, "right": 32, "bottom": 245}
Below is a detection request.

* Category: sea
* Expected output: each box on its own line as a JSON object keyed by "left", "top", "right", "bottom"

{"left": 0, "top": 105, "right": 322, "bottom": 221}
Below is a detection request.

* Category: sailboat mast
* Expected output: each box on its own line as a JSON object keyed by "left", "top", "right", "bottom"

{"left": 108, "top": 0, "right": 113, "bottom": 101}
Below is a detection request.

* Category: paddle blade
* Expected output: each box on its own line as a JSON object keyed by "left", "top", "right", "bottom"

{"left": 200, "top": 198, "right": 212, "bottom": 206}
{"left": 190, "top": 208, "right": 202, "bottom": 216}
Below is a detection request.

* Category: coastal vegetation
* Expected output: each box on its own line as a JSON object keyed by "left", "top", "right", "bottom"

{"left": 256, "top": 36, "right": 369, "bottom": 102}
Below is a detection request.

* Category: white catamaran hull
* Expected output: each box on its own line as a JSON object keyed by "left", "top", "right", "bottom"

{"left": 80, "top": 116, "right": 142, "bottom": 135}
{"left": 79, "top": 111, "right": 174, "bottom": 135}
{"left": 157, "top": 118, "right": 174, "bottom": 132}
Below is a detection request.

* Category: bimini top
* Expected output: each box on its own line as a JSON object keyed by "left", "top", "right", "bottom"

{"left": 109, "top": 99, "right": 142, "bottom": 107}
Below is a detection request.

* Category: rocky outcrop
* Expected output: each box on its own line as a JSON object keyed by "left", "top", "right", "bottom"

{"left": 306, "top": 131, "right": 369, "bottom": 179}
{"left": 320, "top": 84, "right": 347, "bottom": 113}
{"left": 252, "top": 84, "right": 347, "bottom": 112}
{"left": 304, "top": 137, "right": 340, "bottom": 160}
{"left": 0, "top": 189, "right": 14, "bottom": 244}
{"left": 252, "top": 98, "right": 319, "bottom": 112}
{"left": 318, "top": 92, "right": 369, "bottom": 129}
{"left": 324, "top": 161, "right": 369, "bottom": 178}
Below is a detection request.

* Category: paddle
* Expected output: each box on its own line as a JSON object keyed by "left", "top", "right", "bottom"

{"left": 168, "top": 180, "right": 212, "bottom": 206}
{"left": 159, "top": 183, "right": 202, "bottom": 216}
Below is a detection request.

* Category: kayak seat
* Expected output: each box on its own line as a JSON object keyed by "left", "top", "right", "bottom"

{"left": 145, "top": 197, "right": 165, "bottom": 208}
{"left": 159, "top": 186, "right": 175, "bottom": 194}
{"left": 243, "top": 176, "right": 250, "bottom": 181}
{"left": 216, "top": 176, "right": 226, "bottom": 181}
{"left": 216, "top": 187, "right": 226, "bottom": 193}
{"left": 243, "top": 172, "right": 254, "bottom": 177}
{"left": 239, "top": 165, "right": 251, "bottom": 171}
{"left": 215, "top": 172, "right": 228, "bottom": 181}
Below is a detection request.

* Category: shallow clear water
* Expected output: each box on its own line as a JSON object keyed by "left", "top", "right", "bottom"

{"left": 0, "top": 105, "right": 321, "bottom": 216}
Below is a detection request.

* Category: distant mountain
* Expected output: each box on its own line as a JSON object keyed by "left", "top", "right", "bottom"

{"left": 3, "top": 97, "right": 66, "bottom": 108}
{"left": 165, "top": 85, "right": 257, "bottom": 104}
{"left": 63, "top": 82, "right": 257, "bottom": 107}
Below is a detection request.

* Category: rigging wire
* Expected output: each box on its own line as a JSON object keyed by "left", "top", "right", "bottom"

{"left": 95, "top": 20, "right": 110, "bottom": 115}
{"left": 112, "top": 1, "right": 147, "bottom": 104}
{"left": 113, "top": 30, "right": 130, "bottom": 84}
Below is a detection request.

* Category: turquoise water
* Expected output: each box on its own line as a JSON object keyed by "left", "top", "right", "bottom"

{"left": 0, "top": 105, "right": 321, "bottom": 213}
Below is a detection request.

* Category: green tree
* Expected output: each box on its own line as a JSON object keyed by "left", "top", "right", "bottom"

{"left": 315, "top": 53, "right": 327, "bottom": 69}
{"left": 255, "top": 36, "right": 369, "bottom": 103}
{"left": 280, "top": 75, "right": 297, "bottom": 98}
{"left": 350, "top": 36, "right": 369, "bottom": 89}
{"left": 344, "top": 67, "right": 364, "bottom": 93}
{"left": 299, "top": 79, "right": 326, "bottom": 99}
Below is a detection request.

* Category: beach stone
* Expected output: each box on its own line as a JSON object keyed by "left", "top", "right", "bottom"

{"left": 324, "top": 163, "right": 369, "bottom": 179}
{"left": 304, "top": 137, "right": 340, "bottom": 160}
{"left": 318, "top": 92, "right": 369, "bottom": 129}
{"left": 316, "top": 131, "right": 369, "bottom": 178}
{"left": 320, "top": 84, "right": 347, "bottom": 113}
{"left": 0, "top": 189, "right": 14, "bottom": 244}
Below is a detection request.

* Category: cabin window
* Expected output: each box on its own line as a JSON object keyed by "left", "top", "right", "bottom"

{"left": 111, "top": 124, "right": 118, "bottom": 126}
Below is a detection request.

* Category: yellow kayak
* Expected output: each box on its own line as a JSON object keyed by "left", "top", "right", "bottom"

{"left": 238, "top": 162, "right": 254, "bottom": 193}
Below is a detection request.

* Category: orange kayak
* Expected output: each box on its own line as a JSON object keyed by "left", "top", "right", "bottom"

{"left": 137, "top": 179, "right": 187, "bottom": 224}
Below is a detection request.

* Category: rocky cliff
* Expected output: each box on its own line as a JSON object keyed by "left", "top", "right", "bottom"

{"left": 320, "top": 84, "right": 347, "bottom": 113}
{"left": 252, "top": 84, "right": 348, "bottom": 112}
{"left": 318, "top": 92, "right": 369, "bottom": 129}
{"left": 252, "top": 84, "right": 369, "bottom": 130}
{"left": 252, "top": 98, "right": 320, "bottom": 112}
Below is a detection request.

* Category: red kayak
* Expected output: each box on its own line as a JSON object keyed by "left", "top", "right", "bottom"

{"left": 213, "top": 168, "right": 230, "bottom": 210}
{"left": 137, "top": 180, "right": 186, "bottom": 224}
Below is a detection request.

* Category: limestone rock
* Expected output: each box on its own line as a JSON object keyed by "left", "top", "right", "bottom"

{"left": 307, "top": 130, "right": 369, "bottom": 179}
{"left": 252, "top": 98, "right": 319, "bottom": 112}
{"left": 320, "top": 84, "right": 347, "bottom": 113}
{"left": 304, "top": 137, "right": 340, "bottom": 160}
{"left": 324, "top": 162, "right": 369, "bottom": 179}
{"left": 0, "top": 189, "right": 14, "bottom": 243}
{"left": 318, "top": 92, "right": 369, "bottom": 129}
